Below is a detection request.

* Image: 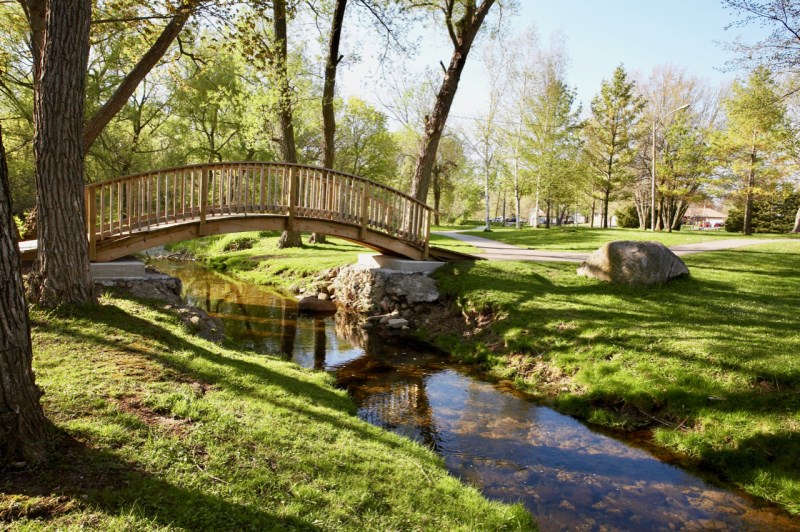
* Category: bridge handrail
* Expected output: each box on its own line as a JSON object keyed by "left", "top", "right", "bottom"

{"left": 85, "top": 161, "right": 432, "bottom": 210}
{"left": 83, "top": 161, "right": 433, "bottom": 260}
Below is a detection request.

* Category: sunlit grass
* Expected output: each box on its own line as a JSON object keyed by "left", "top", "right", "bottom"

{"left": 457, "top": 226, "right": 796, "bottom": 252}
{"left": 432, "top": 241, "right": 800, "bottom": 514}
{"left": 3, "top": 296, "right": 533, "bottom": 529}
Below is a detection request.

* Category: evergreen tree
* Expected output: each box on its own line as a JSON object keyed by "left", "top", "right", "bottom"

{"left": 715, "top": 67, "right": 791, "bottom": 235}
{"left": 584, "top": 65, "right": 644, "bottom": 228}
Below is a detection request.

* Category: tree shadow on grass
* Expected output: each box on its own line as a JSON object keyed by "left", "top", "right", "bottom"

{"left": 40, "top": 302, "right": 433, "bottom": 459}
{"left": 0, "top": 425, "right": 319, "bottom": 529}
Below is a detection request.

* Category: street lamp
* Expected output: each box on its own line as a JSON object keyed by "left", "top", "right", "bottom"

{"left": 651, "top": 103, "right": 690, "bottom": 232}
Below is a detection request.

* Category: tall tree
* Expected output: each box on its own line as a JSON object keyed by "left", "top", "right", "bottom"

{"left": 410, "top": 0, "right": 498, "bottom": 204}
{"left": 272, "top": 0, "right": 302, "bottom": 249}
{"left": 722, "top": 0, "right": 800, "bottom": 231}
{"left": 26, "top": 0, "right": 96, "bottom": 307}
{"left": 716, "top": 67, "right": 791, "bottom": 235}
{"left": 0, "top": 125, "right": 48, "bottom": 464}
{"left": 310, "top": 0, "right": 348, "bottom": 246}
{"left": 584, "top": 65, "right": 644, "bottom": 228}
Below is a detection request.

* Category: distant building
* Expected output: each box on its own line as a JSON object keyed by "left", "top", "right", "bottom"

{"left": 683, "top": 205, "right": 727, "bottom": 228}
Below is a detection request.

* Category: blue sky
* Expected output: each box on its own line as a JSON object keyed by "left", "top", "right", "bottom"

{"left": 338, "top": 1, "right": 765, "bottom": 124}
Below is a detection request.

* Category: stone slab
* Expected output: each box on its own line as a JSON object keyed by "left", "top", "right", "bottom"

{"left": 90, "top": 257, "right": 147, "bottom": 279}
{"left": 357, "top": 253, "right": 445, "bottom": 274}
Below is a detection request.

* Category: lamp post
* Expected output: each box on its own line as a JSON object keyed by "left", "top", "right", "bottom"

{"left": 651, "top": 103, "right": 690, "bottom": 232}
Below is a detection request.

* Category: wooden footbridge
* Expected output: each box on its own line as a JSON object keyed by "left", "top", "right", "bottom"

{"left": 20, "top": 162, "right": 470, "bottom": 263}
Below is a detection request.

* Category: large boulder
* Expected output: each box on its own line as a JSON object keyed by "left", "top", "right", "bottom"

{"left": 577, "top": 240, "right": 689, "bottom": 286}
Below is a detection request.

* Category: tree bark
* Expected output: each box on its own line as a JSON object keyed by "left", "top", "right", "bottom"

{"left": 0, "top": 125, "right": 48, "bottom": 465}
{"left": 272, "top": 0, "right": 301, "bottom": 249}
{"left": 410, "top": 0, "right": 496, "bottom": 203}
{"left": 743, "top": 141, "right": 757, "bottom": 236}
{"left": 83, "top": 5, "right": 192, "bottom": 152}
{"left": 311, "top": 0, "right": 347, "bottom": 246}
{"left": 27, "top": 0, "right": 96, "bottom": 307}
{"left": 792, "top": 205, "right": 800, "bottom": 233}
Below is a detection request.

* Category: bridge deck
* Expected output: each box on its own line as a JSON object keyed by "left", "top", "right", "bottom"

{"left": 21, "top": 162, "right": 477, "bottom": 263}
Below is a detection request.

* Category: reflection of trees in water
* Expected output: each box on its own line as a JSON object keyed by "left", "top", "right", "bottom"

{"left": 280, "top": 298, "right": 296, "bottom": 358}
{"left": 335, "top": 352, "right": 441, "bottom": 451}
{"left": 313, "top": 318, "right": 326, "bottom": 370}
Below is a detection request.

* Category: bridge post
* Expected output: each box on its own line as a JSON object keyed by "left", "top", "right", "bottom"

{"left": 85, "top": 187, "right": 97, "bottom": 261}
{"left": 423, "top": 208, "right": 431, "bottom": 260}
{"left": 286, "top": 165, "right": 297, "bottom": 231}
{"left": 359, "top": 180, "right": 369, "bottom": 240}
{"left": 199, "top": 168, "right": 208, "bottom": 235}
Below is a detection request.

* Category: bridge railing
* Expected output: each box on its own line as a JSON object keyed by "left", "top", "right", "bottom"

{"left": 84, "top": 162, "right": 432, "bottom": 259}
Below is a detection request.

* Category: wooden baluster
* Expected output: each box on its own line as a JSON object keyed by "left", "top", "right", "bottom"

{"left": 259, "top": 165, "right": 265, "bottom": 211}
{"left": 199, "top": 167, "right": 208, "bottom": 235}
{"left": 423, "top": 208, "right": 431, "bottom": 259}
{"left": 109, "top": 183, "right": 114, "bottom": 234}
{"left": 359, "top": 180, "right": 369, "bottom": 240}
{"left": 99, "top": 184, "right": 105, "bottom": 238}
{"left": 155, "top": 172, "right": 160, "bottom": 225}
{"left": 287, "top": 166, "right": 297, "bottom": 231}
{"left": 85, "top": 187, "right": 96, "bottom": 260}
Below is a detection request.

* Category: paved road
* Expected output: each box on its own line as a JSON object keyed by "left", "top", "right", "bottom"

{"left": 433, "top": 231, "right": 778, "bottom": 263}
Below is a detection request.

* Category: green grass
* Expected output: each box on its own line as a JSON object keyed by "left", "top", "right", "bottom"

{"left": 1, "top": 295, "right": 533, "bottom": 530}
{"left": 457, "top": 226, "right": 797, "bottom": 252}
{"left": 430, "top": 241, "right": 800, "bottom": 514}
{"left": 165, "top": 232, "right": 365, "bottom": 291}
{"left": 165, "top": 231, "right": 484, "bottom": 287}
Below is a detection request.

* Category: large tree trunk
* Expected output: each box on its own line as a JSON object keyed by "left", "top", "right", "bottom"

{"left": 27, "top": 0, "right": 96, "bottom": 307}
{"left": 602, "top": 187, "right": 610, "bottom": 229}
{"left": 273, "top": 0, "right": 301, "bottom": 249}
{"left": 321, "top": 0, "right": 346, "bottom": 170}
{"left": 0, "top": 125, "right": 48, "bottom": 465}
{"left": 83, "top": 6, "right": 192, "bottom": 152}
{"left": 311, "top": 0, "right": 347, "bottom": 246}
{"left": 410, "top": 0, "right": 496, "bottom": 203}
{"left": 792, "top": 205, "right": 800, "bottom": 233}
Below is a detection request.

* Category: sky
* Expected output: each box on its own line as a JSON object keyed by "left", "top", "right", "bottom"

{"left": 336, "top": 1, "right": 765, "bottom": 127}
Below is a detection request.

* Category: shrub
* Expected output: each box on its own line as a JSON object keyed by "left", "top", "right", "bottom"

{"left": 614, "top": 204, "right": 642, "bottom": 229}
{"left": 726, "top": 189, "right": 800, "bottom": 233}
{"left": 223, "top": 236, "right": 257, "bottom": 252}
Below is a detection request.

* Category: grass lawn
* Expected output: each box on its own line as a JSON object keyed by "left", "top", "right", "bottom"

{"left": 456, "top": 226, "right": 797, "bottom": 252}
{"left": 431, "top": 241, "right": 800, "bottom": 514}
{"left": 1, "top": 295, "right": 532, "bottom": 529}
{"left": 165, "top": 231, "right": 484, "bottom": 287}
{"left": 165, "top": 232, "right": 365, "bottom": 291}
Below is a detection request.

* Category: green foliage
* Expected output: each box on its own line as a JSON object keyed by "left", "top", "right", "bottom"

{"left": 584, "top": 65, "right": 645, "bottom": 223}
{"left": 613, "top": 204, "right": 641, "bottom": 229}
{"left": 726, "top": 187, "right": 800, "bottom": 233}
{"left": 334, "top": 97, "right": 399, "bottom": 183}
{"left": 521, "top": 57, "right": 585, "bottom": 208}
{"left": 714, "top": 67, "right": 792, "bottom": 233}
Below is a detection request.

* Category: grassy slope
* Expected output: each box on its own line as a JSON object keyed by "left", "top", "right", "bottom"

{"left": 166, "top": 232, "right": 364, "bottom": 290}
{"left": 166, "top": 231, "right": 482, "bottom": 287}
{"left": 459, "top": 226, "right": 795, "bottom": 251}
{"left": 432, "top": 242, "right": 800, "bottom": 514}
{"left": 1, "top": 296, "right": 532, "bottom": 530}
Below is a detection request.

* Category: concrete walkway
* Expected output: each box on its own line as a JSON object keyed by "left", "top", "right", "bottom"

{"left": 433, "top": 231, "right": 777, "bottom": 263}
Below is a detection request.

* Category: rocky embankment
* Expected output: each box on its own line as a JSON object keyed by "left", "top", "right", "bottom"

{"left": 292, "top": 265, "right": 442, "bottom": 332}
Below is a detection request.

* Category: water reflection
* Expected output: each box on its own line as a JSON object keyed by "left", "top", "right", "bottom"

{"left": 153, "top": 260, "right": 799, "bottom": 532}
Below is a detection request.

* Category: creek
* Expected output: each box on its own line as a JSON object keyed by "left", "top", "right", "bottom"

{"left": 152, "top": 260, "right": 797, "bottom": 531}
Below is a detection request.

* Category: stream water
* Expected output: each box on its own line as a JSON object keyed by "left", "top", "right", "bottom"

{"left": 152, "top": 260, "right": 798, "bottom": 531}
